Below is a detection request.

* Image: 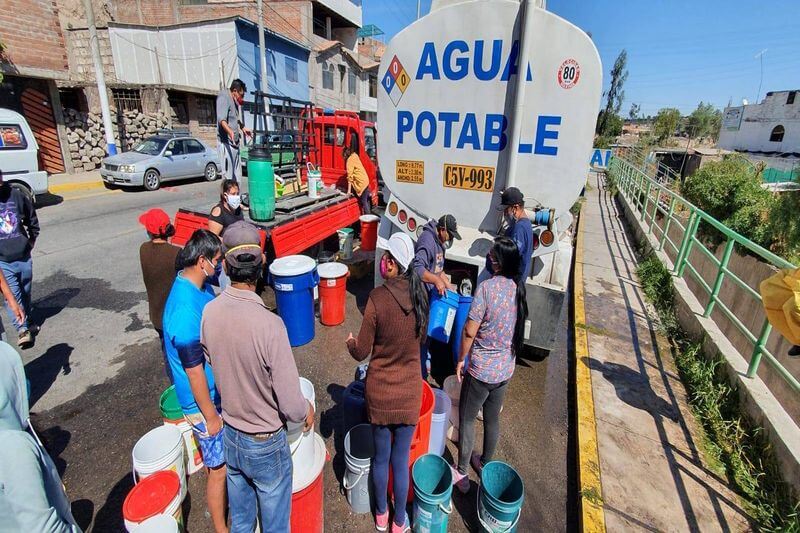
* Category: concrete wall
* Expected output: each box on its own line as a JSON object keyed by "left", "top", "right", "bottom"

{"left": 718, "top": 91, "right": 800, "bottom": 153}
{"left": 310, "top": 47, "right": 360, "bottom": 112}
{"left": 235, "top": 22, "right": 310, "bottom": 102}
{"left": 315, "top": 0, "right": 362, "bottom": 27}
{"left": 65, "top": 27, "right": 118, "bottom": 84}
{"left": 0, "top": 0, "right": 68, "bottom": 79}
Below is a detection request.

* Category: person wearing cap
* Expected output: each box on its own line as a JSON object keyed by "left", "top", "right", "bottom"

{"left": 346, "top": 232, "right": 429, "bottom": 533}
{"left": 138, "top": 209, "right": 181, "bottom": 381}
{"left": 161, "top": 229, "right": 227, "bottom": 533}
{"left": 201, "top": 221, "right": 314, "bottom": 533}
{"left": 498, "top": 187, "right": 533, "bottom": 283}
{"left": 0, "top": 169, "right": 40, "bottom": 349}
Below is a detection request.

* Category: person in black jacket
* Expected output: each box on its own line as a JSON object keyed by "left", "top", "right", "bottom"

{"left": 0, "top": 170, "right": 40, "bottom": 348}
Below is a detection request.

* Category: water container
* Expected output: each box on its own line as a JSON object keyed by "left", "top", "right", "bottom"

{"left": 427, "top": 290, "right": 460, "bottom": 343}
{"left": 318, "top": 262, "right": 349, "bottom": 326}
{"left": 307, "top": 163, "right": 323, "bottom": 199}
{"left": 428, "top": 388, "right": 451, "bottom": 456}
{"left": 337, "top": 228, "right": 354, "bottom": 259}
{"left": 452, "top": 295, "right": 474, "bottom": 363}
{"left": 343, "top": 380, "right": 367, "bottom": 434}
{"left": 269, "top": 255, "right": 319, "bottom": 346}
{"left": 291, "top": 433, "right": 326, "bottom": 533}
{"left": 247, "top": 146, "right": 276, "bottom": 221}
{"left": 132, "top": 425, "right": 186, "bottom": 500}
{"left": 123, "top": 470, "right": 183, "bottom": 531}
{"left": 412, "top": 454, "right": 453, "bottom": 532}
{"left": 359, "top": 214, "right": 380, "bottom": 251}
{"left": 344, "top": 423, "right": 374, "bottom": 514}
{"left": 159, "top": 386, "right": 203, "bottom": 475}
{"left": 478, "top": 461, "right": 525, "bottom": 532}
{"left": 443, "top": 376, "right": 461, "bottom": 442}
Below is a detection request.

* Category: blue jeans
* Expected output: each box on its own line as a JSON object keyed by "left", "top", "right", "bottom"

{"left": 224, "top": 426, "right": 292, "bottom": 533}
{"left": 373, "top": 424, "right": 416, "bottom": 527}
{"left": 0, "top": 258, "right": 32, "bottom": 332}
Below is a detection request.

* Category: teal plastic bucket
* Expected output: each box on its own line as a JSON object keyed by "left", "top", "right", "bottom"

{"left": 478, "top": 461, "right": 524, "bottom": 532}
{"left": 411, "top": 454, "right": 453, "bottom": 532}
{"left": 247, "top": 147, "right": 276, "bottom": 221}
{"left": 427, "top": 290, "right": 459, "bottom": 343}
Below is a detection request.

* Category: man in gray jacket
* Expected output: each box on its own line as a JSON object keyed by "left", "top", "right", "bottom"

{"left": 216, "top": 79, "right": 252, "bottom": 182}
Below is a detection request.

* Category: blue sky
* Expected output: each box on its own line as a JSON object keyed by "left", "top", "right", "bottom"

{"left": 362, "top": 0, "right": 800, "bottom": 116}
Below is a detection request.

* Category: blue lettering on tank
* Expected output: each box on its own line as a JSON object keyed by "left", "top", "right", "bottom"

{"left": 474, "top": 40, "right": 503, "bottom": 81}
{"left": 443, "top": 40, "right": 470, "bottom": 81}
{"left": 534, "top": 116, "right": 561, "bottom": 156}
{"left": 416, "top": 42, "right": 441, "bottom": 80}
{"left": 456, "top": 113, "right": 481, "bottom": 150}
{"left": 416, "top": 111, "right": 437, "bottom": 146}
{"left": 483, "top": 114, "right": 508, "bottom": 151}
{"left": 438, "top": 112, "right": 460, "bottom": 148}
{"left": 397, "top": 110, "right": 413, "bottom": 143}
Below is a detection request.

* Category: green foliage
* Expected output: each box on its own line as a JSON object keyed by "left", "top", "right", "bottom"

{"left": 767, "top": 185, "right": 800, "bottom": 264}
{"left": 680, "top": 156, "right": 773, "bottom": 248}
{"left": 653, "top": 108, "right": 682, "bottom": 141}
{"left": 635, "top": 254, "right": 800, "bottom": 530}
{"left": 594, "top": 134, "right": 616, "bottom": 148}
{"left": 595, "top": 111, "right": 623, "bottom": 142}
{"left": 596, "top": 49, "right": 628, "bottom": 135}
{"left": 628, "top": 102, "right": 641, "bottom": 121}
{"left": 686, "top": 102, "right": 723, "bottom": 141}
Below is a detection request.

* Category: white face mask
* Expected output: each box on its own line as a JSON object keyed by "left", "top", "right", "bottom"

{"left": 227, "top": 194, "right": 242, "bottom": 209}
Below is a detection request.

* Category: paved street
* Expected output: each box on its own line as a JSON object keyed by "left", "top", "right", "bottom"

{"left": 18, "top": 178, "right": 575, "bottom": 532}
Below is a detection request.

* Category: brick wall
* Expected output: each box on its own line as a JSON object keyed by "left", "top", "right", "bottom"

{"left": 66, "top": 28, "right": 117, "bottom": 84}
{"left": 0, "top": 0, "right": 68, "bottom": 76}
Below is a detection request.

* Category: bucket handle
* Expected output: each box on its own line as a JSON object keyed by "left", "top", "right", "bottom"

{"left": 307, "top": 162, "right": 317, "bottom": 173}
{"left": 342, "top": 466, "right": 367, "bottom": 491}
{"left": 476, "top": 489, "right": 520, "bottom": 532}
{"left": 289, "top": 431, "right": 309, "bottom": 457}
{"left": 439, "top": 500, "right": 453, "bottom": 515}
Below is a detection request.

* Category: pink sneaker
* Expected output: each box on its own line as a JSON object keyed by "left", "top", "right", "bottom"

{"left": 375, "top": 510, "right": 389, "bottom": 531}
{"left": 451, "top": 465, "right": 470, "bottom": 494}
{"left": 391, "top": 516, "right": 411, "bottom": 533}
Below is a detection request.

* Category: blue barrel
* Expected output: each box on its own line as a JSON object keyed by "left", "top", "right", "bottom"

{"left": 412, "top": 454, "right": 453, "bottom": 532}
{"left": 451, "top": 294, "right": 473, "bottom": 364}
{"left": 269, "top": 255, "right": 319, "bottom": 347}
{"left": 427, "top": 290, "right": 460, "bottom": 343}
{"left": 478, "top": 461, "right": 524, "bottom": 532}
{"left": 343, "top": 380, "right": 367, "bottom": 434}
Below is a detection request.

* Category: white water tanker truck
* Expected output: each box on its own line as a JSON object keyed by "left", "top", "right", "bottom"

{"left": 374, "top": 0, "right": 602, "bottom": 351}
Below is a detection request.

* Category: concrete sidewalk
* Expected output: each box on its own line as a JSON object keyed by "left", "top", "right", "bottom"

{"left": 48, "top": 170, "right": 104, "bottom": 194}
{"left": 576, "top": 171, "right": 752, "bottom": 531}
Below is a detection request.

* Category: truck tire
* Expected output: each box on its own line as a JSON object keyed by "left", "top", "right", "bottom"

{"left": 143, "top": 169, "right": 161, "bottom": 191}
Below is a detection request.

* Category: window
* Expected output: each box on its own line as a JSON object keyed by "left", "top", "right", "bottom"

{"left": 364, "top": 127, "right": 377, "bottom": 160}
{"left": 168, "top": 91, "right": 189, "bottom": 125}
{"left": 58, "top": 88, "right": 87, "bottom": 112}
{"left": 112, "top": 88, "right": 142, "bottom": 113}
{"left": 336, "top": 127, "right": 345, "bottom": 146}
{"left": 184, "top": 139, "right": 206, "bottom": 154}
{"left": 770, "top": 125, "right": 785, "bottom": 143}
{"left": 323, "top": 125, "right": 334, "bottom": 145}
{"left": 166, "top": 140, "right": 185, "bottom": 155}
{"left": 322, "top": 63, "right": 334, "bottom": 90}
{"left": 788, "top": 91, "right": 797, "bottom": 105}
{"left": 285, "top": 57, "right": 298, "bottom": 83}
{"left": 368, "top": 74, "right": 377, "bottom": 98}
{"left": 196, "top": 96, "right": 215, "bottom": 127}
{"left": 0, "top": 125, "right": 27, "bottom": 150}
{"left": 348, "top": 69, "right": 357, "bottom": 95}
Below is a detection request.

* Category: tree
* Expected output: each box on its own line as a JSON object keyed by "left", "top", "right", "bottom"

{"left": 686, "top": 102, "right": 722, "bottom": 141}
{"left": 628, "top": 103, "right": 641, "bottom": 121}
{"left": 596, "top": 49, "right": 628, "bottom": 136}
{"left": 653, "top": 108, "right": 681, "bottom": 141}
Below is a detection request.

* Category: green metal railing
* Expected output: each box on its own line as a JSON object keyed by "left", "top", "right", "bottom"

{"left": 607, "top": 152, "right": 800, "bottom": 394}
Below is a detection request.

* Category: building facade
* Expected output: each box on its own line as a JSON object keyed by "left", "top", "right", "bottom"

{"left": 718, "top": 90, "right": 800, "bottom": 153}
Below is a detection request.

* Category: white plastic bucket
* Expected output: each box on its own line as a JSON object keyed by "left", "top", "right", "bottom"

{"left": 292, "top": 431, "right": 326, "bottom": 493}
{"left": 163, "top": 419, "right": 203, "bottom": 476}
{"left": 307, "top": 164, "right": 323, "bottom": 199}
{"left": 443, "top": 376, "right": 461, "bottom": 442}
{"left": 128, "top": 513, "right": 179, "bottom": 532}
{"left": 344, "top": 423, "right": 374, "bottom": 514}
{"left": 429, "top": 388, "right": 452, "bottom": 456}
{"left": 132, "top": 425, "right": 187, "bottom": 501}
{"left": 287, "top": 377, "right": 316, "bottom": 473}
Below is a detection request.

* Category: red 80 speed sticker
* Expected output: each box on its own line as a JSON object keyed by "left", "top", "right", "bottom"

{"left": 558, "top": 59, "right": 580, "bottom": 89}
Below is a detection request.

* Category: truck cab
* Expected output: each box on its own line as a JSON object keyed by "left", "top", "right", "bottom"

{"left": 0, "top": 108, "right": 50, "bottom": 199}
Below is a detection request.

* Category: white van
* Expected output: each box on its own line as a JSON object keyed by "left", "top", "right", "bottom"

{"left": 0, "top": 108, "right": 50, "bottom": 198}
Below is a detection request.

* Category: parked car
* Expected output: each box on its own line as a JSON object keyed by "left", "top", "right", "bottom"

{"left": 0, "top": 108, "right": 50, "bottom": 201}
{"left": 100, "top": 133, "right": 219, "bottom": 191}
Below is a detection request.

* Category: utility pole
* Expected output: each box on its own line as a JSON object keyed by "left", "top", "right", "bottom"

{"left": 755, "top": 48, "right": 767, "bottom": 104}
{"left": 84, "top": 0, "right": 117, "bottom": 155}
{"left": 417, "top": 0, "right": 421, "bottom": 19}
{"left": 256, "top": 0, "right": 271, "bottom": 124}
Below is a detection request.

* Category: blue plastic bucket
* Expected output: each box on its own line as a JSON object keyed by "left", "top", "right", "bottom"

{"left": 269, "top": 255, "right": 319, "bottom": 347}
{"left": 427, "top": 290, "right": 459, "bottom": 343}
{"left": 478, "top": 461, "right": 524, "bottom": 532}
{"left": 412, "top": 454, "right": 453, "bottom": 532}
{"left": 451, "top": 294, "right": 473, "bottom": 363}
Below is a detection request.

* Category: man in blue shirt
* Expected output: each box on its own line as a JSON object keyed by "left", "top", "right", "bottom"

{"left": 498, "top": 187, "right": 533, "bottom": 283}
{"left": 162, "top": 229, "right": 226, "bottom": 533}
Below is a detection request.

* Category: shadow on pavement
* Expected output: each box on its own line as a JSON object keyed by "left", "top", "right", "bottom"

{"left": 25, "top": 343, "right": 73, "bottom": 408}
{"left": 37, "top": 423, "right": 71, "bottom": 477}
{"left": 35, "top": 193, "right": 64, "bottom": 208}
{"left": 94, "top": 473, "right": 134, "bottom": 531}
{"left": 320, "top": 383, "right": 347, "bottom": 486}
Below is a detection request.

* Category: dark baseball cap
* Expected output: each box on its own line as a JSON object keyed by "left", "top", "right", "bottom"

{"left": 223, "top": 221, "right": 263, "bottom": 268}
{"left": 498, "top": 187, "right": 525, "bottom": 209}
{"left": 437, "top": 214, "right": 461, "bottom": 240}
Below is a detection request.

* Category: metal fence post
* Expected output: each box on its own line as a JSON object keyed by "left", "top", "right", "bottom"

{"left": 747, "top": 319, "right": 772, "bottom": 378}
{"left": 704, "top": 239, "right": 735, "bottom": 317}
{"left": 641, "top": 181, "right": 652, "bottom": 221}
{"left": 649, "top": 186, "right": 660, "bottom": 234}
{"left": 673, "top": 209, "right": 698, "bottom": 276}
{"left": 658, "top": 197, "right": 676, "bottom": 251}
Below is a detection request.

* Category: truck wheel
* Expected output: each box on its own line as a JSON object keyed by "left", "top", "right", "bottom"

{"left": 143, "top": 169, "right": 161, "bottom": 191}
{"left": 204, "top": 162, "right": 219, "bottom": 182}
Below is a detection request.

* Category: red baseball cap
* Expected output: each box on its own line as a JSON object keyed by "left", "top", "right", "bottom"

{"left": 138, "top": 208, "right": 171, "bottom": 235}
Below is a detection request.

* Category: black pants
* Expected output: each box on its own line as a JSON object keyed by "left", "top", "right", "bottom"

{"left": 457, "top": 373, "right": 509, "bottom": 473}
{"left": 357, "top": 188, "right": 371, "bottom": 214}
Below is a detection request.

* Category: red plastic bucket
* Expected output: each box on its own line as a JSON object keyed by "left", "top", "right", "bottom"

{"left": 390, "top": 380, "right": 435, "bottom": 501}
{"left": 359, "top": 214, "right": 380, "bottom": 252}
{"left": 317, "top": 262, "right": 349, "bottom": 326}
{"left": 123, "top": 470, "right": 182, "bottom": 531}
{"left": 290, "top": 435, "right": 328, "bottom": 533}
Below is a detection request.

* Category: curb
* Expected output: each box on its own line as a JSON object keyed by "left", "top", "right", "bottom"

{"left": 574, "top": 200, "right": 607, "bottom": 533}
{"left": 49, "top": 180, "right": 106, "bottom": 194}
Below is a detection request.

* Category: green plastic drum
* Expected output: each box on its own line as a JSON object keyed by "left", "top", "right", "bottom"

{"left": 247, "top": 146, "right": 276, "bottom": 222}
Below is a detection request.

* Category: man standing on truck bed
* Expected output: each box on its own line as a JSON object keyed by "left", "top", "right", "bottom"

{"left": 413, "top": 214, "right": 460, "bottom": 378}
{"left": 216, "top": 79, "right": 251, "bottom": 182}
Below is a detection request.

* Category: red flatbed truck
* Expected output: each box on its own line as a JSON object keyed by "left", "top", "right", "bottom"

{"left": 173, "top": 100, "right": 379, "bottom": 258}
